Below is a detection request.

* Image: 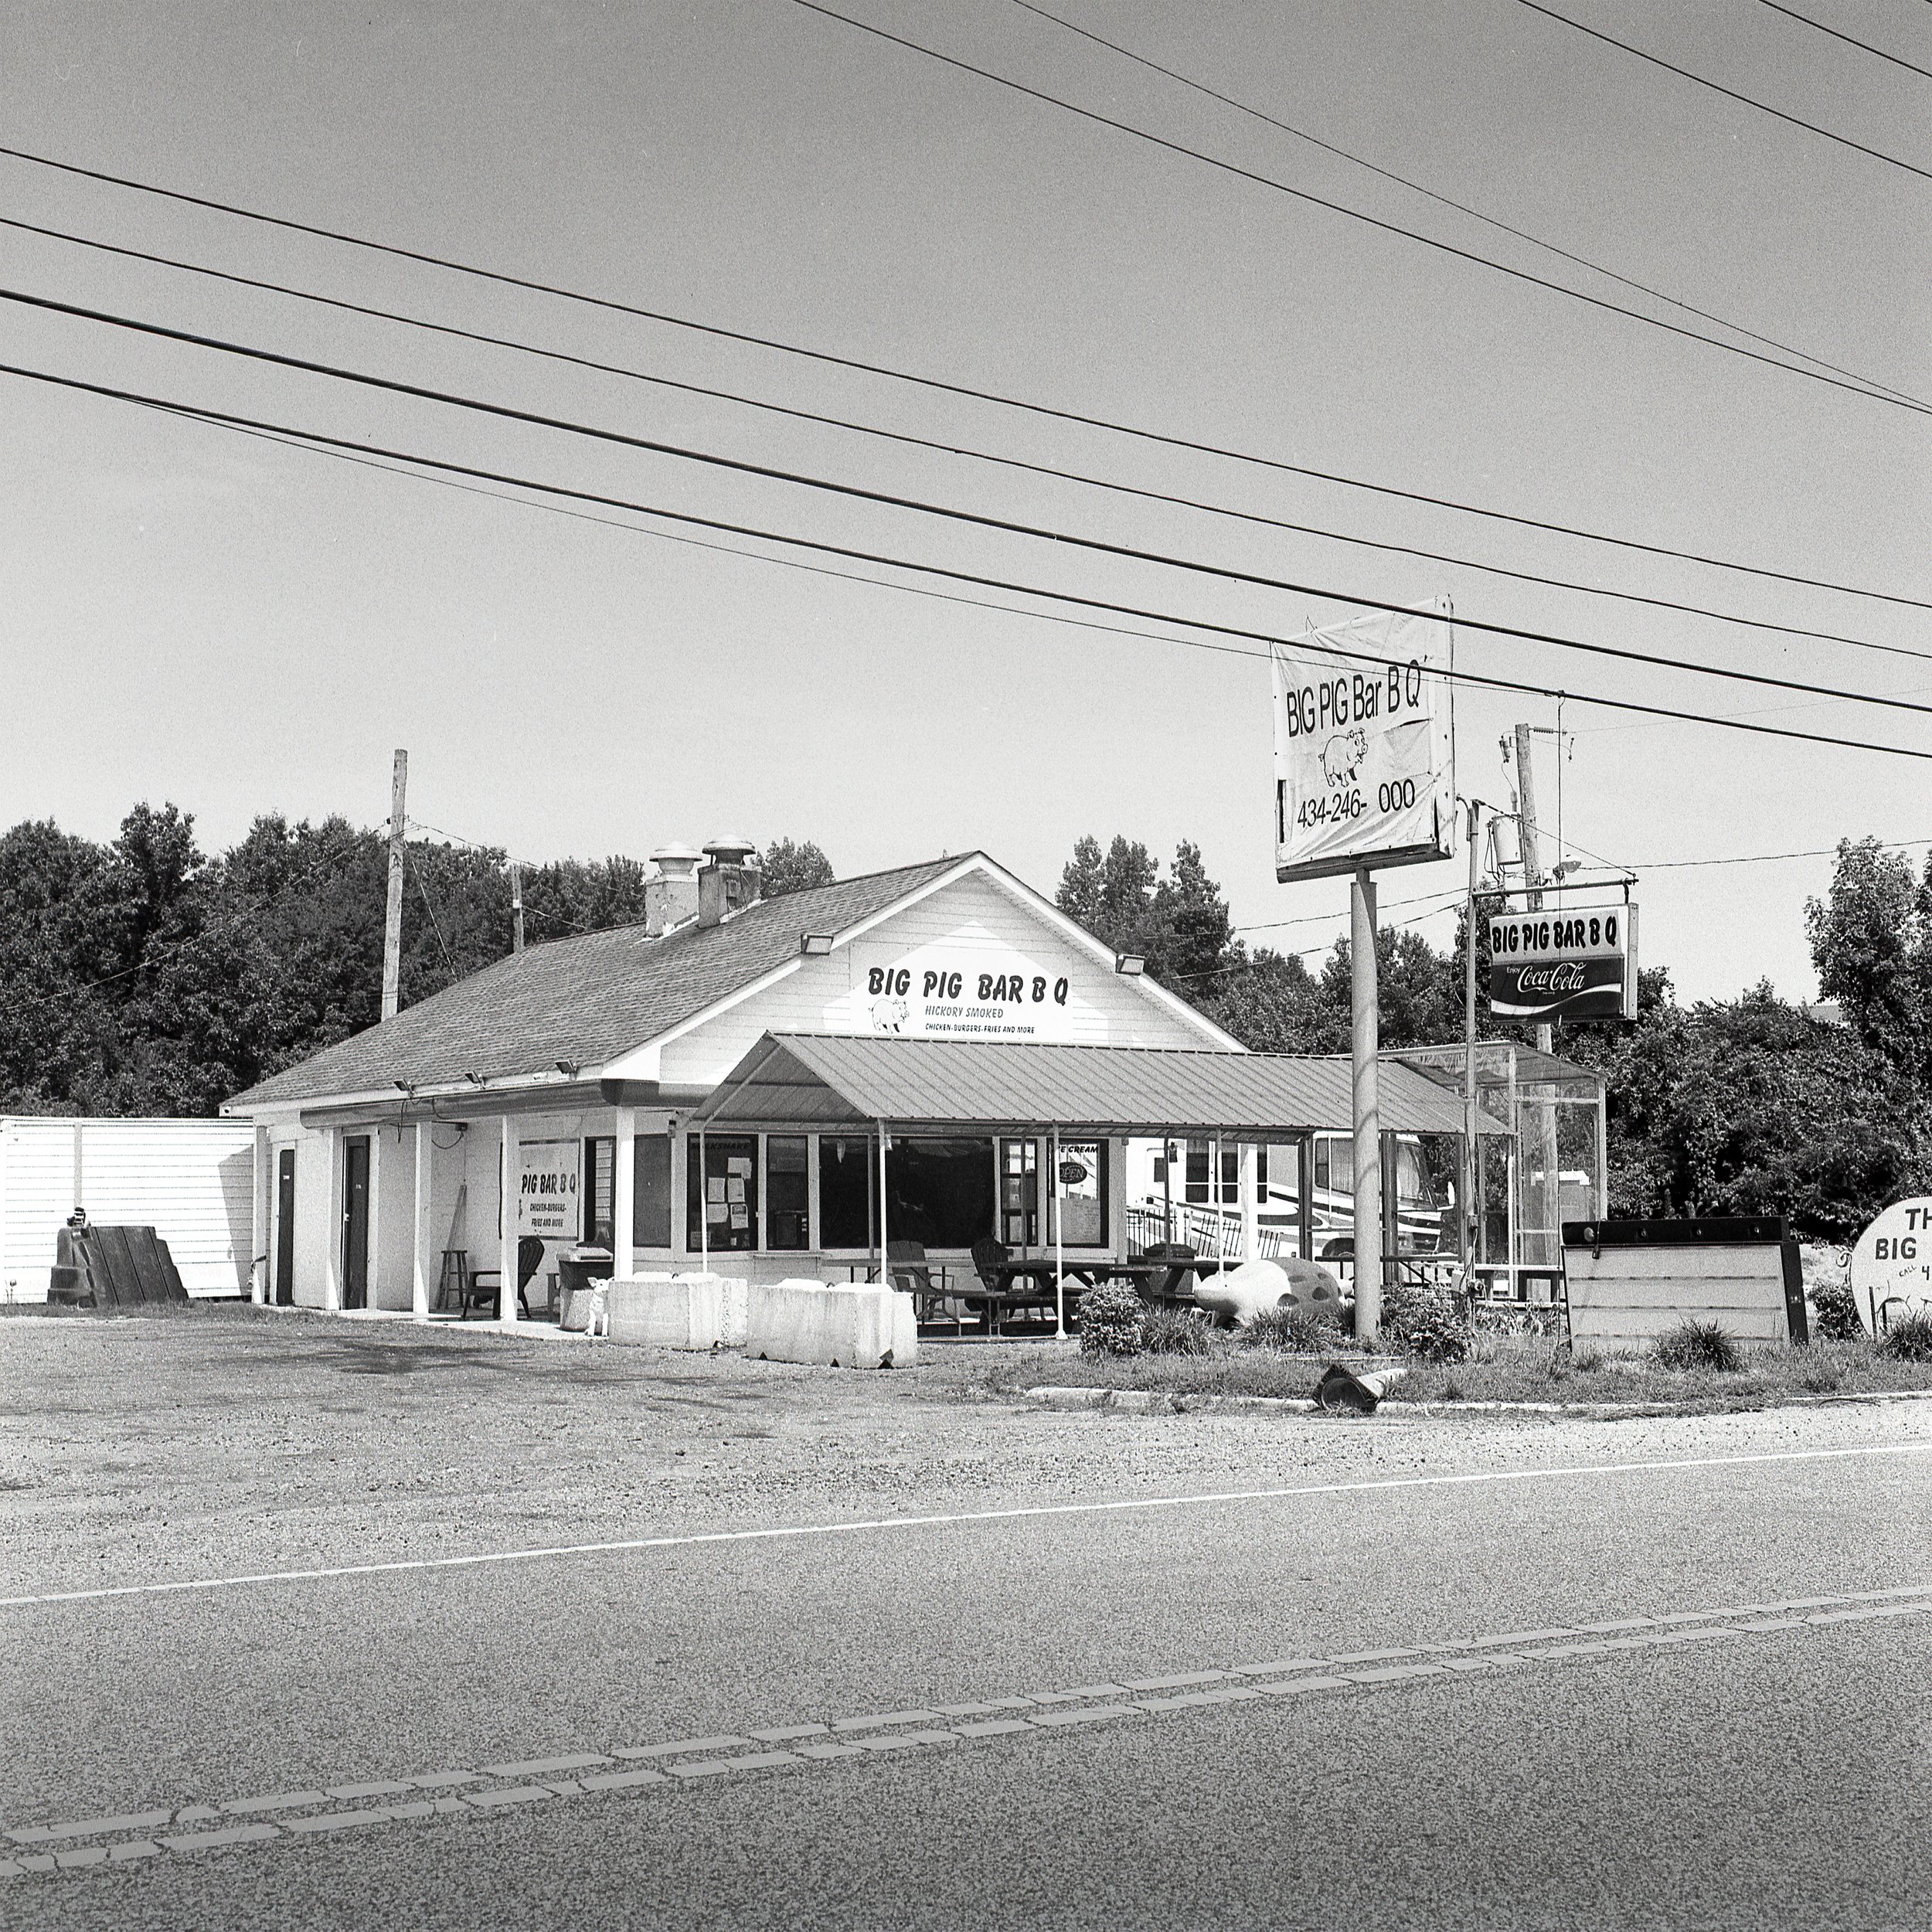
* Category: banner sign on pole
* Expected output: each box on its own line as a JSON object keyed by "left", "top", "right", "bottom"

{"left": 1488, "top": 905, "right": 1638, "bottom": 1022}
{"left": 1270, "top": 609, "right": 1455, "bottom": 884}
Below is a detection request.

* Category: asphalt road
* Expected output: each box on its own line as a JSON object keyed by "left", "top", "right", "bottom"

{"left": 4, "top": 1321, "right": 1930, "bottom": 1928}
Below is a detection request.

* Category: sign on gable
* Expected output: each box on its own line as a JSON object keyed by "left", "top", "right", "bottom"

{"left": 828, "top": 940, "right": 1083, "bottom": 1041}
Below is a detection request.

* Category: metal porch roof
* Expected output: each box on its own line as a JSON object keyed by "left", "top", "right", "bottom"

{"left": 688, "top": 1033, "right": 1508, "bottom": 1138}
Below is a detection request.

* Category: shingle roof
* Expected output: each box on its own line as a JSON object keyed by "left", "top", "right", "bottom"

{"left": 688, "top": 1033, "right": 1508, "bottom": 1138}
{"left": 226, "top": 857, "right": 965, "bottom": 1109}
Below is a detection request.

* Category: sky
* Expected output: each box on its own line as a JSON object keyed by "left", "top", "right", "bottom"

{"left": 2, "top": 0, "right": 1927, "bottom": 1002}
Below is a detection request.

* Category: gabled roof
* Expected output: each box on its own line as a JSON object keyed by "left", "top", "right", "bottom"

{"left": 689, "top": 1033, "right": 1507, "bottom": 1138}
{"left": 225, "top": 856, "right": 964, "bottom": 1110}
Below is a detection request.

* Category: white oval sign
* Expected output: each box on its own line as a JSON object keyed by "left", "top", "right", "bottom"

{"left": 1848, "top": 1199, "right": 1932, "bottom": 1332}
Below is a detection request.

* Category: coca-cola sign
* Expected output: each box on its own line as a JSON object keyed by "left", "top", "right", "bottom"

{"left": 1488, "top": 905, "right": 1638, "bottom": 1022}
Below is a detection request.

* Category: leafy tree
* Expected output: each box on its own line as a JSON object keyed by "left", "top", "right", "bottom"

{"left": 760, "top": 838, "right": 835, "bottom": 899}
{"left": 1804, "top": 838, "right": 1932, "bottom": 1080}
{"left": 1056, "top": 835, "right": 1238, "bottom": 986}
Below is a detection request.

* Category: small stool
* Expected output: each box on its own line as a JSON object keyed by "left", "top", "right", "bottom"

{"left": 436, "top": 1249, "right": 469, "bottom": 1312}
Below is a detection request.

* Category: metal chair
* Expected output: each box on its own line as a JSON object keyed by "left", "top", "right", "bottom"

{"left": 887, "top": 1240, "right": 961, "bottom": 1333}
{"left": 466, "top": 1235, "right": 546, "bottom": 1320}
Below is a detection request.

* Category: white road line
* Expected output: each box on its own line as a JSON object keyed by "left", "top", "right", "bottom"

{"left": 4, "top": 1439, "right": 1927, "bottom": 1610}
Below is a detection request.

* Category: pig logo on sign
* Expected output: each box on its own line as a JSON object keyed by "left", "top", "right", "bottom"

{"left": 1321, "top": 727, "right": 1367, "bottom": 788}
{"left": 869, "top": 996, "right": 910, "bottom": 1034}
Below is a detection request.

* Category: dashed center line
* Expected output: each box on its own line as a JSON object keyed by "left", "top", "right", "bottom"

{"left": 5, "top": 1580, "right": 1927, "bottom": 1884}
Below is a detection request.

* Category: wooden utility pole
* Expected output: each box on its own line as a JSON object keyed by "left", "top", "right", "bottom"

{"left": 1512, "top": 724, "right": 1560, "bottom": 1270}
{"left": 381, "top": 750, "right": 407, "bottom": 1021}
{"left": 510, "top": 860, "right": 525, "bottom": 954}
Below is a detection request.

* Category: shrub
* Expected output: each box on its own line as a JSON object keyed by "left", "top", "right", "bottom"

{"left": 1879, "top": 1308, "right": 1932, "bottom": 1363}
{"left": 1240, "top": 1302, "right": 1342, "bottom": 1352}
{"left": 1378, "top": 1281, "right": 1471, "bottom": 1363}
{"left": 1654, "top": 1318, "right": 1742, "bottom": 1373}
{"left": 1811, "top": 1280, "right": 1865, "bottom": 1343}
{"left": 1078, "top": 1281, "right": 1146, "bottom": 1356}
{"left": 1141, "top": 1305, "right": 1213, "bottom": 1355}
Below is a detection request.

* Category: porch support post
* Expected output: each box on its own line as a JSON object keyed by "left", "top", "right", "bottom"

{"left": 876, "top": 1123, "right": 889, "bottom": 1286}
{"left": 1240, "top": 1141, "right": 1258, "bottom": 1264}
{"left": 612, "top": 1104, "right": 637, "bottom": 1281}
{"left": 250, "top": 1125, "right": 270, "bottom": 1304}
{"left": 1051, "top": 1124, "right": 1065, "bottom": 1341}
{"left": 498, "top": 1114, "right": 520, "bottom": 1326}
{"left": 412, "top": 1121, "right": 433, "bottom": 1318}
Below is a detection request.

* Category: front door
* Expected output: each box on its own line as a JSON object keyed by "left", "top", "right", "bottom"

{"left": 342, "top": 1136, "right": 371, "bottom": 1310}
{"left": 274, "top": 1148, "right": 296, "bottom": 1305}
{"left": 1000, "top": 1138, "right": 1038, "bottom": 1248}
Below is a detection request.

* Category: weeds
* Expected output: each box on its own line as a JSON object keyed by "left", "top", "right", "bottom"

{"left": 1653, "top": 1318, "right": 1743, "bottom": 1373}
{"left": 1810, "top": 1280, "right": 1865, "bottom": 1343}
{"left": 1238, "top": 1303, "right": 1342, "bottom": 1353}
{"left": 1879, "top": 1308, "right": 1932, "bottom": 1363}
{"left": 1141, "top": 1306, "right": 1213, "bottom": 1356}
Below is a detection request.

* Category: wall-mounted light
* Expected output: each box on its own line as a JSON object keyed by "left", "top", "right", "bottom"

{"left": 393, "top": 1080, "right": 417, "bottom": 1097}
{"left": 463, "top": 1070, "right": 486, "bottom": 1087}
{"left": 1114, "top": 953, "right": 1146, "bottom": 977}
{"left": 555, "top": 1060, "right": 580, "bottom": 1078}
{"left": 801, "top": 933, "right": 835, "bottom": 956}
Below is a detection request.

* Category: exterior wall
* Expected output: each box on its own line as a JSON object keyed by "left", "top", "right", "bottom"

{"left": 0, "top": 1117, "right": 254, "bottom": 1303}
{"left": 658, "top": 869, "right": 1224, "bottom": 1089}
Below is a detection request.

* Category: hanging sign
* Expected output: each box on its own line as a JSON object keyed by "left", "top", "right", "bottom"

{"left": 1488, "top": 905, "right": 1638, "bottom": 1022}
{"left": 1270, "top": 608, "right": 1455, "bottom": 884}
{"left": 517, "top": 1138, "right": 580, "bottom": 1241}
{"left": 1849, "top": 1199, "right": 1932, "bottom": 1333}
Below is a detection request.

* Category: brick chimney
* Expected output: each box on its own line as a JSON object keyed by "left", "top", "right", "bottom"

{"left": 697, "top": 837, "right": 762, "bottom": 928}
{"left": 644, "top": 845, "right": 703, "bottom": 937}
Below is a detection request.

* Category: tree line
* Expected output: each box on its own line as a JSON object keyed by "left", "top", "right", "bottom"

{"left": 4, "top": 805, "right": 1923, "bottom": 1236}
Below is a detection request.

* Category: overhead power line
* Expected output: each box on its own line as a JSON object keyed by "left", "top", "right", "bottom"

{"left": 12, "top": 284, "right": 1932, "bottom": 719}
{"left": 1009, "top": 0, "right": 1921, "bottom": 406}
{"left": 8, "top": 217, "right": 1916, "bottom": 661}
{"left": 1515, "top": 1, "right": 1932, "bottom": 182}
{"left": 790, "top": 0, "right": 1930, "bottom": 405}
{"left": 1757, "top": 1, "right": 1932, "bottom": 81}
{"left": 2, "top": 144, "right": 1924, "bottom": 608}
{"left": 11, "top": 354, "right": 1932, "bottom": 770}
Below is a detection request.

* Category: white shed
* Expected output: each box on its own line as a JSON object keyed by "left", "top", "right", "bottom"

{"left": 0, "top": 1117, "right": 256, "bottom": 1303}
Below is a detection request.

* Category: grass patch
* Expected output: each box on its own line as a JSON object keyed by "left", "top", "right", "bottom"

{"left": 975, "top": 1327, "right": 1932, "bottom": 1413}
{"left": 1654, "top": 1318, "right": 1743, "bottom": 1374}
{"left": 1879, "top": 1309, "right": 1932, "bottom": 1362}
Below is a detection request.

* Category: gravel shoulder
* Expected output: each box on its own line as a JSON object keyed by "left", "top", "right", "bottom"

{"left": 5, "top": 1304, "right": 1929, "bottom": 1599}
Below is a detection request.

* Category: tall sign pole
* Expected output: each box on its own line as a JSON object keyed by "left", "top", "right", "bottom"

{"left": 1462, "top": 798, "right": 1481, "bottom": 1277}
{"left": 510, "top": 860, "right": 525, "bottom": 954}
{"left": 1351, "top": 867, "right": 1382, "bottom": 1339}
{"left": 381, "top": 749, "right": 407, "bottom": 1022}
{"left": 1270, "top": 607, "right": 1457, "bottom": 1345}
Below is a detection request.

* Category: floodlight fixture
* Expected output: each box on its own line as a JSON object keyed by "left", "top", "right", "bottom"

{"left": 801, "top": 933, "right": 835, "bottom": 956}
{"left": 1114, "top": 953, "right": 1146, "bottom": 976}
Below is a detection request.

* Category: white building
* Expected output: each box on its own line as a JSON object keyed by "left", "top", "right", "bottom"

{"left": 221, "top": 843, "right": 1485, "bottom": 1321}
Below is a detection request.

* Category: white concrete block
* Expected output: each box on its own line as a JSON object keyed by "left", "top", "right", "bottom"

{"left": 746, "top": 1278, "right": 917, "bottom": 1368}
{"left": 606, "top": 1274, "right": 724, "bottom": 1351}
{"left": 670, "top": 1273, "right": 749, "bottom": 1347}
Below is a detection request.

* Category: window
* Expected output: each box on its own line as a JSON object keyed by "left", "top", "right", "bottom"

{"left": 633, "top": 1134, "right": 672, "bottom": 1248}
{"left": 767, "top": 1137, "right": 810, "bottom": 1250}
{"left": 818, "top": 1135, "right": 876, "bottom": 1249}
{"left": 583, "top": 1137, "right": 614, "bottom": 1247}
{"left": 686, "top": 1134, "right": 757, "bottom": 1253}
{"left": 1051, "top": 1140, "right": 1108, "bottom": 1248}
{"left": 1183, "top": 1140, "right": 1239, "bottom": 1206}
{"left": 1001, "top": 1138, "right": 1038, "bottom": 1247}
{"left": 886, "top": 1138, "right": 995, "bottom": 1250}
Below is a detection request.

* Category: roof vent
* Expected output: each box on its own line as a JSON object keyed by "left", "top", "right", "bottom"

{"left": 645, "top": 843, "right": 704, "bottom": 937}
{"left": 698, "top": 838, "right": 763, "bottom": 928}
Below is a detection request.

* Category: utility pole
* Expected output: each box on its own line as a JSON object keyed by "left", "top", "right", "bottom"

{"left": 1512, "top": 724, "right": 1560, "bottom": 1272}
{"left": 381, "top": 750, "right": 407, "bottom": 1022}
{"left": 510, "top": 860, "right": 525, "bottom": 954}
{"left": 1351, "top": 866, "right": 1382, "bottom": 1342}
